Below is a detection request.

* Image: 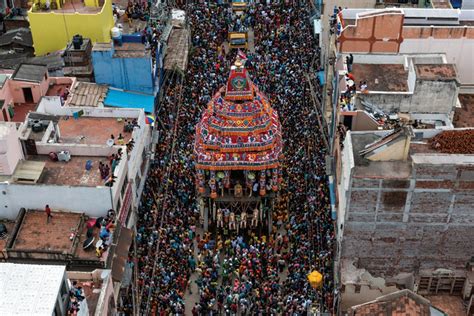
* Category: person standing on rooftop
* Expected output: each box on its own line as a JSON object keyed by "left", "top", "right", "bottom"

{"left": 45, "top": 204, "right": 53, "bottom": 224}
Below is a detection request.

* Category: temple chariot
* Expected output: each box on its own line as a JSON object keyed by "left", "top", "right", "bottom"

{"left": 194, "top": 60, "right": 283, "bottom": 235}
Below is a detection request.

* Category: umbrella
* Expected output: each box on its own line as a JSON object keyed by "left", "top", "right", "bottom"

{"left": 307, "top": 270, "right": 323, "bottom": 289}
{"left": 145, "top": 115, "right": 155, "bottom": 124}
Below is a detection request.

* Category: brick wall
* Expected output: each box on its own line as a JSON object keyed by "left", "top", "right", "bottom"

{"left": 341, "top": 163, "right": 474, "bottom": 277}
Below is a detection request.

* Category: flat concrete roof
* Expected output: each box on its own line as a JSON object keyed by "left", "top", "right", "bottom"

{"left": 12, "top": 210, "right": 82, "bottom": 252}
{"left": 9, "top": 210, "right": 109, "bottom": 263}
{"left": 351, "top": 64, "right": 408, "bottom": 92}
{"left": 57, "top": 116, "right": 132, "bottom": 145}
{"left": 414, "top": 64, "right": 457, "bottom": 81}
{"left": 92, "top": 42, "right": 112, "bottom": 52}
{"left": 28, "top": 155, "right": 110, "bottom": 187}
{"left": 411, "top": 154, "right": 474, "bottom": 165}
{"left": 113, "top": 43, "right": 150, "bottom": 58}
{"left": 353, "top": 161, "right": 412, "bottom": 179}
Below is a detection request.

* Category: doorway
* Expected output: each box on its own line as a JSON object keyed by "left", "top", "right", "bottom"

{"left": 22, "top": 87, "right": 34, "bottom": 103}
{"left": 2, "top": 107, "right": 8, "bottom": 121}
{"left": 23, "top": 139, "right": 37, "bottom": 156}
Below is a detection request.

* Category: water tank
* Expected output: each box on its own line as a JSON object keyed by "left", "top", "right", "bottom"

{"left": 32, "top": 123, "right": 44, "bottom": 133}
{"left": 72, "top": 34, "right": 83, "bottom": 49}
{"left": 111, "top": 27, "right": 123, "bottom": 47}
{"left": 111, "top": 27, "right": 122, "bottom": 39}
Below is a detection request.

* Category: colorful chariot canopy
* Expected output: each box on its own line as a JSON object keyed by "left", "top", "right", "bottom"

{"left": 194, "top": 60, "right": 283, "bottom": 171}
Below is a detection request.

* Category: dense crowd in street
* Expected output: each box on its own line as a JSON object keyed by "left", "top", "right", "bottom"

{"left": 122, "top": 1, "right": 335, "bottom": 314}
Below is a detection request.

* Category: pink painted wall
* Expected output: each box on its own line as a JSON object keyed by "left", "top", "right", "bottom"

{"left": 8, "top": 79, "right": 47, "bottom": 104}
{"left": 0, "top": 80, "right": 14, "bottom": 121}
{"left": 0, "top": 74, "right": 75, "bottom": 121}
{"left": 0, "top": 123, "right": 24, "bottom": 175}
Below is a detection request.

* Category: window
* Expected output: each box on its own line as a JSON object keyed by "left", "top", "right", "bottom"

{"left": 354, "top": 284, "right": 361, "bottom": 293}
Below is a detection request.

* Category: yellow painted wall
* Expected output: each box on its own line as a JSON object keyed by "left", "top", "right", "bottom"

{"left": 366, "top": 138, "right": 410, "bottom": 162}
{"left": 84, "top": 0, "right": 100, "bottom": 7}
{"left": 29, "top": 0, "right": 114, "bottom": 56}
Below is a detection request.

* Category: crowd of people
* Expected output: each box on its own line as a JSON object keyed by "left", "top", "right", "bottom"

{"left": 120, "top": 1, "right": 336, "bottom": 314}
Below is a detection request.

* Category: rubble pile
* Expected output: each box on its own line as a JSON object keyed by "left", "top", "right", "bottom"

{"left": 430, "top": 130, "right": 474, "bottom": 154}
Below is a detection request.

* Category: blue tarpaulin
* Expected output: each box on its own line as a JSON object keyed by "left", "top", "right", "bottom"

{"left": 317, "top": 70, "right": 325, "bottom": 85}
{"left": 104, "top": 89, "right": 155, "bottom": 113}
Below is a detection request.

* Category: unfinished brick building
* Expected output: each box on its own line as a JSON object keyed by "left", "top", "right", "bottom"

{"left": 336, "top": 127, "right": 474, "bottom": 310}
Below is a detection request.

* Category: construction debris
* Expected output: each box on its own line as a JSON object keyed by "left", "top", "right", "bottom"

{"left": 430, "top": 130, "right": 474, "bottom": 154}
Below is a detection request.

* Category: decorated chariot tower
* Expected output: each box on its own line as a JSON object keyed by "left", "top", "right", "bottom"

{"left": 194, "top": 59, "right": 283, "bottom": 234}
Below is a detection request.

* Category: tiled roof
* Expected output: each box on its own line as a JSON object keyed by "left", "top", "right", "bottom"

{"left": 350, "top": 289, "right": 446, "bottom": 316}
{"left": 0, "top": 28, "right": 33, "bottom": 47}
{"left": 353, "top": 295, "right": 430, "bottom": 315}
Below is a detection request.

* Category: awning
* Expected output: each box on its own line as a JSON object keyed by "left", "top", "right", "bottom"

{"left": 111, "top": 227, "right": 133, "bottom": 282}
{"left": 104, "top": 88, "right": 155, "bottom": 113}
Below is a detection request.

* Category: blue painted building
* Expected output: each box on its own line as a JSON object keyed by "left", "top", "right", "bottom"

{"left": 91, "top": 41, "right": 162, "bottom": 96}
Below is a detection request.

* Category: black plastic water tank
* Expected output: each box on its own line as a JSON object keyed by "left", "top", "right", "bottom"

{"left": 72, "top": 34, "right": 84, "bottom": 49}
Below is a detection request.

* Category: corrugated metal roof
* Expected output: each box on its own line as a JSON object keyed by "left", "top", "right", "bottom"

{"left": 0, "top": 28, "right": 33, "bottom": 47}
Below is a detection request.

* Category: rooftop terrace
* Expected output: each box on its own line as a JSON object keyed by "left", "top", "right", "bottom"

{"left": 113, "top": 43, "right": 150, "bottom": 58}
{"left": 351, "top": 64, "right": 408, "bottom": 92}
{"left": 12, "top": 210, "right": 82, "bottom": 252}
{"left": 57, "top": 116, "right": 132, "bottom": 146}
{"left": 5, "top": 209, "right": 112, "bottom": 265}
{"left": 28, "top": 155, "right": 110, "bottom": 187}
{"left": 414, "top": 64, "right": 457, "bottom": 81}
{"left": 11, "top": 103, "right": 37, "bottom": 123}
